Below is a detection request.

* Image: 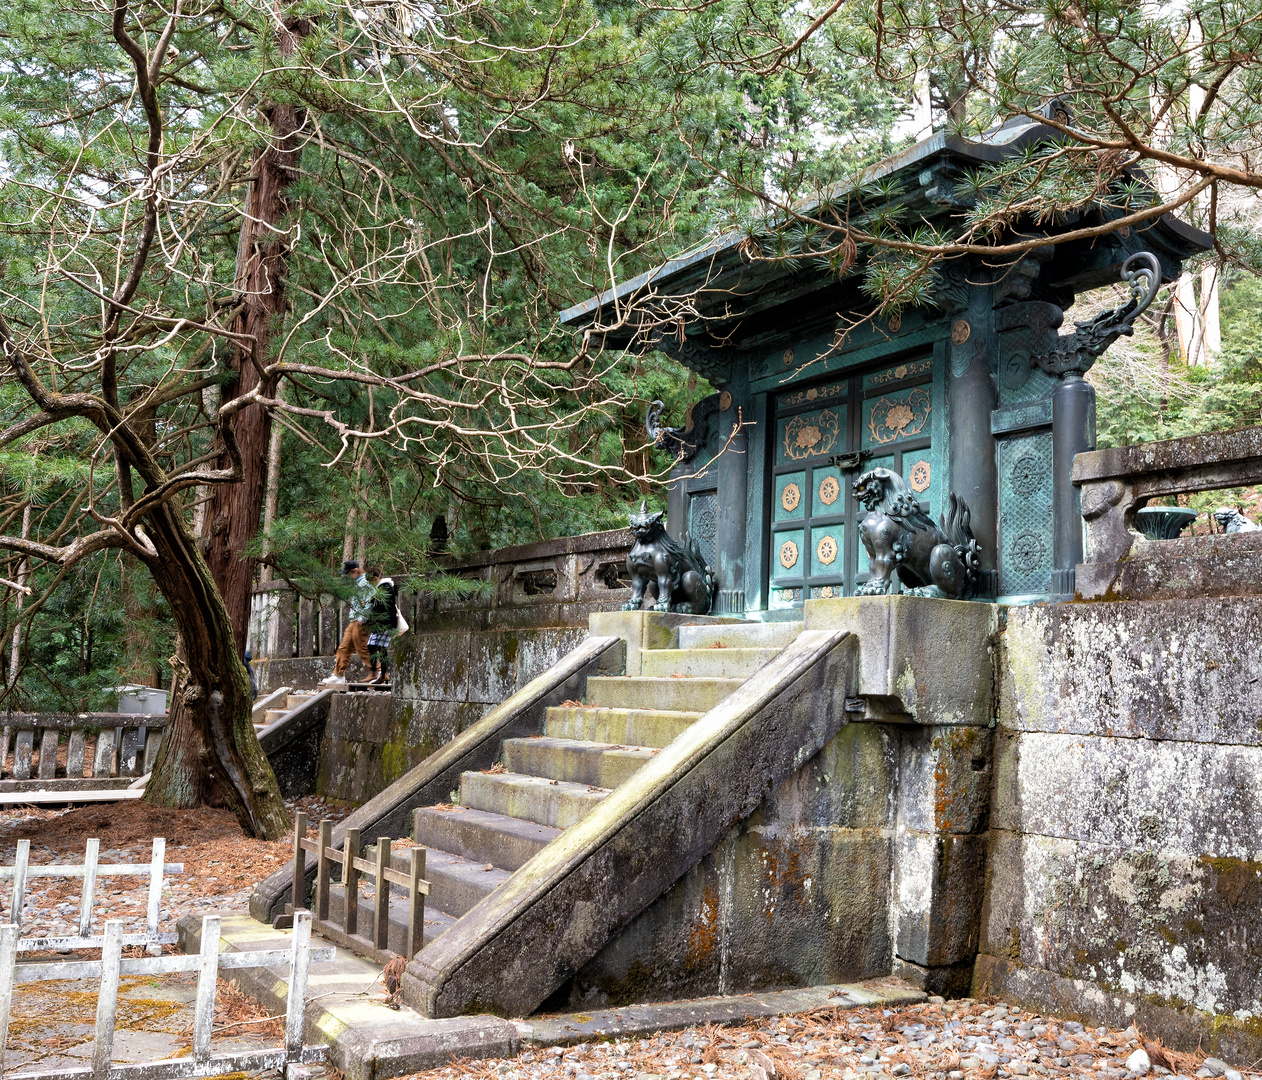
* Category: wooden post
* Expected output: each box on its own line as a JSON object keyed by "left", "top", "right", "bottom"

{"left": 343, "top": 828, "right": 361, "bottom": 938}
{"left": 286, "top": 909, "right": 313, "bottom": 1059}
{"left": 92, "top": 919, "right": 124, "bottom": 1080}
{"left": 314, "top": 819, "right": 332, "bottom": 922}
{"left": 0, "top": 923, "right": 17, "bottom": 1075}
{"left": 192, "top": 915, "right": 221, "bottom": 1062}
{"left": 407, "top": 846, "right": 426, "bottom": 958}
{"left": 145, "top": 837, "right": 165, "bottom": 955}
{"left": 9, "top": 839, "right": 28, "bottom": 931}
{"left": 79, "top": 837, "right": 99, "bottom": 938}
{"left": 373, "top": 838, "right": 390, "bottom": 951}
{"left": 290, "top": 810, "right": 307, "bottom": 915}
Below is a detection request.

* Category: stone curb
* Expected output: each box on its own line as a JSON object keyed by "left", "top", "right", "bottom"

{"left": 179, "top": 913, "right": 925, "bottom": 1080}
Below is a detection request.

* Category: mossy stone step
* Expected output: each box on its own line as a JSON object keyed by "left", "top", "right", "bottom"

{"left": 458, "top": 770, "right": 609, "bottom": 830}
{"left": 543, "top": 705, "right": 701, "bottom": 748}
{"left": 502, "top": 736, "right": 657, "bottom": 789}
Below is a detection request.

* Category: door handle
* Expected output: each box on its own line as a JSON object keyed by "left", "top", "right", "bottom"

{"left": 828, "top": 451, "right": 870, "bottom": 472}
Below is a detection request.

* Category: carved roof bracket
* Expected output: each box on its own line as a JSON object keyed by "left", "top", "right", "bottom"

{"left": 1029, "top": 252, "right": 1161, "bottom": 378}
{"left": 646, "top": 394, "right": 722, "bottom": 465}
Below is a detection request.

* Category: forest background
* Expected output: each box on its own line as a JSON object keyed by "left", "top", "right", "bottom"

{"left": 1, "top": 0, "right": 1261, "bottom": 825}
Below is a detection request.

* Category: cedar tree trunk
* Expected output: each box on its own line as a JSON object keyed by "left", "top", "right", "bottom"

{"left": 205, "top": 95, "right": 305, "bottom": 656}
{"left": 142, "top": 498, "right": 289, "bottom": 838}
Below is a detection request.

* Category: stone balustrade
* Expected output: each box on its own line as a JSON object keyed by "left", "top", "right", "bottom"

{"left": 1073, "top": 423, "right": 1262, "bottom": 600}
{"left": 248, "top": 529, "right": 633, "bottom": 659}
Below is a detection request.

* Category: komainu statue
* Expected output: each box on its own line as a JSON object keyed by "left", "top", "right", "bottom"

{"left": 853, "top": 468, "right": 981, "bottom": 599}
{"left": 622, "top": 502, "right": 714, "bottom": 614}
{"left": 1214, "top": 506, "right": 1261, "bottom": 534}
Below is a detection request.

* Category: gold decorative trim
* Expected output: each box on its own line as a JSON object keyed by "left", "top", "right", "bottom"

{"left": 888, "top": 314, "right": 902, "bottom": 333}
{"left": 818, "top": 475, "right": 840, "bottom": 506}
{"left": 817, "top": 535, "right": 838, "bottom": 566}
{"left": 909, "top": 460, "right": 931, "bottom": 493}
{"left": 779, "top": 539, "right": 799, "bottom": 570}
{"left": 867, "top": 387, "right": 931, "bottom": 445}
{"left": 952, "top": 319, "right": 971, "bottom": 345}
{"left": 781, "top": 482, "right": 802, "bottom": 513}
{"left": 868, "top": 358, "right": 933, "bottom": 386}
{"left": 781, "top": 408, "right": 841, "bottom": 461}
{"left": 719, "top": 390, "right": 733, "bottom": 411}
{"left": 783, "top": 348, "right": 795, "bottom": 366}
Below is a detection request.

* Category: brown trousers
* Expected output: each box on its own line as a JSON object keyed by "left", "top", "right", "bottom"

{"left": 333, "top": 620, "right": 372, "bottom": 676}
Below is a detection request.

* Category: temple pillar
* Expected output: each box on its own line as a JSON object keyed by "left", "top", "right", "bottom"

{"left": 1051, "top": 372, "right": 1096, "bottom": 597}
{"left": 715, "top": 400, "right": 748, "bottom": 614}
{"left": 948, "top": 289, "right": 999, "bottom": 597}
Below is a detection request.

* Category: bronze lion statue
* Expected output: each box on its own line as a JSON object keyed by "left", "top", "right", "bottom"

{"left": 853, "top": 468, "right": 981, "bottom": 599}
{"left": 622, "top": 502, "right": 714, "bottom": 614}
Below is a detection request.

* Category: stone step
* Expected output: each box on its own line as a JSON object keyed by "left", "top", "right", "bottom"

{"left": 323, "top": 881, "right": 457, "bottom": 951}
{"left": 416, "top": 846, "right": 512, "bottom": 918}
{"left": 459, "top": 770, "right": 609, "bottom": 830}
{"left": 639, "top": 647, "right": 781, "bottom": 679}
{"left": 502, "top": 737, "right": 657, "bottom": 789}
{"left": 677, "top": 621, "right": 803, "bottom": 650}
{"left": 412, "top": 806, "right": 560, "bottom": 872}
{"left": 285, "top": 693, "right": 315, "bottom": 710}
{"left": 544, "top": 705, "right": 701, "bottom": 748}
{"left": 585, "top": 676, "right": 744, "bottom": 713}
{"left": 264, "top": 709, "right": 286, "bottom": 725}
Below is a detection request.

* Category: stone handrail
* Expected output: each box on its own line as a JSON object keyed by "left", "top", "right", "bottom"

{"left": 248, "top": 529, "right": 633, "bottom": 659}
{"left": 1073, "top": 424, "right": 1262, "bottom": 600}
{"left": 402, "top": 628, "right": 857, "bottom": 1019}
{"left": 249, "top": 634, "right": 626, "bottom": 923}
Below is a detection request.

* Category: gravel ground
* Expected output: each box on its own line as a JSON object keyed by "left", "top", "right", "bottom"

{"left": 414, "top": 1001, "right": 1259, "bottom": 1080}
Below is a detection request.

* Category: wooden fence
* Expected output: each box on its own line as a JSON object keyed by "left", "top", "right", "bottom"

{"left": 290, "top": 811, "right": 430, "bottom": 965}
{"left": 0, "top": 911, "right": 331, "bottom": 1080}
{"left": 0, "top": 837, "right": 182, "bottom": 954}
{"left": 0, "top": 714, "right": 164, "bottom": 792}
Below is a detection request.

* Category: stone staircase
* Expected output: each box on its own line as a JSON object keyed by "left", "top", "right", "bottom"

{"left": 324, "top": 618, "right": 804, "bottom": 952}
{"left": 257, "top": 691, "right": 318, "bottom": 734}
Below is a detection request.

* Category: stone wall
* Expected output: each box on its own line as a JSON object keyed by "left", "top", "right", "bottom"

{"left": 315, "top": 627, "right": 588, "bottom": 803}
{"left": 979, "top": 597, "right": 1262, "bottom": 1062}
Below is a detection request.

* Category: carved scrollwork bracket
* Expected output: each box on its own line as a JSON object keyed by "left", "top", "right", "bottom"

{"left": 1030, "top": 252, "right": 1161, "bottom": 378}
{"left": 646, "top": 395, "right": 720, "bottom": 464}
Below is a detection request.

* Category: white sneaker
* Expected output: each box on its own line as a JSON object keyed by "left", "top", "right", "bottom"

{"left": 320, "top": 674, "right": 348, "bottom": 687}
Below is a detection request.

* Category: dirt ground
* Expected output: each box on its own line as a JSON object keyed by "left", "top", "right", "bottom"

{"left": 0, "top": 795, "right": 353, "bottom": 937}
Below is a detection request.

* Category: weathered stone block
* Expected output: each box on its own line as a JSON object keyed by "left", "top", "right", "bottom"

{"left": 399, "top": 699, "right": 488, "bottom": 762}
{"left": 978, "top": 828, "right": 1079, "bottom": 973}
{"left": 893, "top": 829, "right": 987, "bottom": 967}
{"left": 992, "top": 731, "right": 1262, "bottom": 856}
{"left": 896, "top": 724, "right": 994, "bottom": 835}
{"left": 393, "top": 632, "right": 472, "bottom": 702}
{"left": 467, "top": 631, "right": 522, "bottom": 704}
{"left": 759, "top": 722, "right": 899, "bottom": 830}
{"left": 803, "top": 595, "right": 998, "bottom": 725}
{"left": 512, "top": 628, "right": 587, "bottom": 692}
{"left": 980, "top": 827, "right": 1262, "bottom": 1024}
{"left": 1002, "top": 598, "right": 1262, "bottom": 745}
{"left": 569, "top": 824, "right": 892, "bottom": 1007}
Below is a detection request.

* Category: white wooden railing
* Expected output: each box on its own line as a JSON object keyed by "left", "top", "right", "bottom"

{"left": 1, "top": 837, "right": 181, "bottom": 954}
{"left": 0, "top": 911, "right": 331, "bottom": 1080}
